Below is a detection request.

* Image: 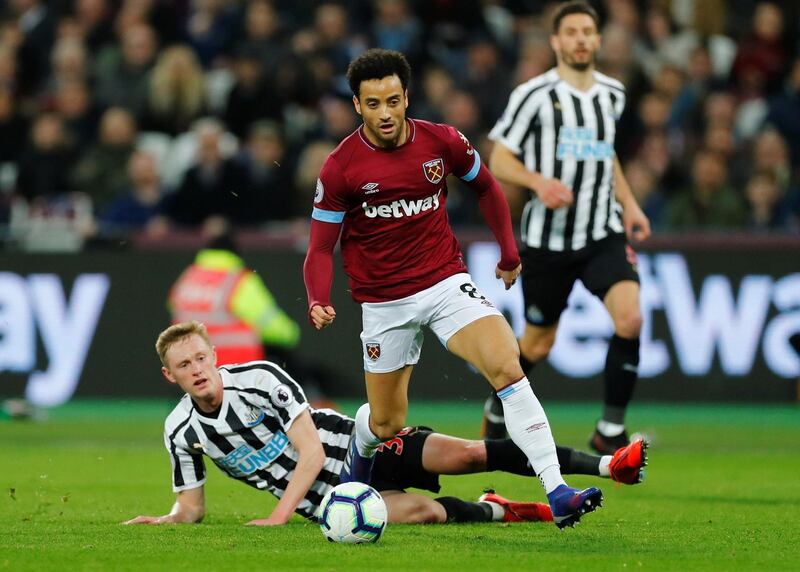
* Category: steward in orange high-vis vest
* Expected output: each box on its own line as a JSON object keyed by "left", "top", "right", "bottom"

{"left": 168, "top": 236, "right": 300, "bottom": 366}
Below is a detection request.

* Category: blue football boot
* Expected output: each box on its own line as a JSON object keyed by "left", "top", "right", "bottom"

{"left": 339, "top": 436, "right": 375, "bottom": 484}
{"left": 547, "top": 484, "right": 603, "bottom": 529}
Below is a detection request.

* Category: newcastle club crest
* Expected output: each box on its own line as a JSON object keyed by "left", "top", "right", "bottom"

{"left": 423, "top": 158, "right": 444, "bottom": 184}
{"left": 366, "top": 342, "right": 381, "bottom": 361}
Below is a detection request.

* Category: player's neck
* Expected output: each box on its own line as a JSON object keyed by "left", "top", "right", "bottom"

{"left": 193, "top": 378, "right": 224, "bottom": 414}
{"left": 556, "top": 63, "right": 595, "bottom": 92}
{"left": 363, "top": 119, "right": 409, "bottom": 149}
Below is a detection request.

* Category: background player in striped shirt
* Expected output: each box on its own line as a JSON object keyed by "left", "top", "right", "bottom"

{"left": 485, "top": 1, "right": 651, "bottom": 455}
{"left": 303, "top": 48, "right": 604, "bottom": 528}
{"left": 123, "top": 322, "right": 646, "bottom": 526}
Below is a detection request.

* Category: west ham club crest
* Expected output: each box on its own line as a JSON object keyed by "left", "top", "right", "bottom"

{"left": 366, "top": 343, "right": 381, "bottom": 361}
{"left": 423, "top": 158, "right": 444, "bottom": 184}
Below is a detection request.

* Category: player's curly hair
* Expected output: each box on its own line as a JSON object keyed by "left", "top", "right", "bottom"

{"left": 156, "top": 321, "right": 213, "bottom": 367}
{"left": 552, "top": 1, "right": 600, "bottom": 33}
{"left": 346, "top": 48, "right": 411, "bottom": 98}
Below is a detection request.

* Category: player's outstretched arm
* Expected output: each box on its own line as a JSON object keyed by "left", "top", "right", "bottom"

{"left": 123, "top": 487, "right": 206, "bottom": 525}
{"left": 303, "top": 218, "right": 341, "bottom": 330}
{"left": 612, "top": 156, "right": 651, "bottom": 243}
{"left": 489, "top": 141, "right": 572, "bottom": 209}
{"left": 489, "top": 140, "right": 537, "bottom": 188}
{"left": 246, "top": 410, "right": 325, "bottom": 526}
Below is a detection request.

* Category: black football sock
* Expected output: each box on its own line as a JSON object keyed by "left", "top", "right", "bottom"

{"left": 557, "top": 447, "right": 602, "bottom": 476}
{"left": 435, "top": 497, "right": 493, "bottom": 523}
{"left": 602, "top": 335, "right": 640, "bottom": 426}
{"left": 484, "top": 438, "right": 535, "bottom": 476}
{"left": 519, "top": 354, "right": 537, "bottom": 376}
{"left": 485, "top": 438, "right": 602, "bottom": 477}
{"left": 483, "top": 392, "right": 506, "bottom": 439}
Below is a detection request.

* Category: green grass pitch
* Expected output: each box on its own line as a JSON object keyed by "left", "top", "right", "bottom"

{"left": 2, "top": 400, "right": 799, "bottom": 571}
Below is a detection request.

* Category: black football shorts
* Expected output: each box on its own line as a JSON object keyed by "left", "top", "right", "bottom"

{"left": 371, "top": 426, "right": 441, "bottom": 494}
{"left": 520, "top": 234, "right": 640, "bottom": 327}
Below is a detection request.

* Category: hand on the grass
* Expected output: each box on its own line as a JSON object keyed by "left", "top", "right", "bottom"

{"left": 246, "top": 517, "right": 285, "bottom": 526}
{"left": 309, "top": 304, "right": 336, "bottom": 330}
{"left": 496, "top": 263, "right": 522, "bottom": 290}
{"left": 123, "top": 515, "right": 164, "bottom": 525}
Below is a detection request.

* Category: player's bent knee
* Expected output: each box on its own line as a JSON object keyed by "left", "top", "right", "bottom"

{"left": 519, "top": 336, "right": 554, "bottom": 363}
{"left": 368, "top": 407, "right": 407, "bottom": 440}
{"left": 460, "top": 441, "right": 487, "bottom": 471}
{"left": 371, "top": 417, "right": 405, "bottom": 440}
{"left": 481, "top": 349, "right": 525, "bottom": 387}
{"left": 410, "top": 501, "right": 446, "bottom": 524}
{"left": 491, "top": 357, "right": 525, "bottom": 386}
{"left": 615, "top": 312, "right": 643, "bottom": 339}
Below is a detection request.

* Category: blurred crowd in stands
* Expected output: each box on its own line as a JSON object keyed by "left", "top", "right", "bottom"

{"left": 0, "top": 0, "right": 799, "bottom": 249}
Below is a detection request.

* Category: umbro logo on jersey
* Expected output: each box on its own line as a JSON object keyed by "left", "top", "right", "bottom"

{"left": 362, "top": 182, "right": 380, "bottom": 194}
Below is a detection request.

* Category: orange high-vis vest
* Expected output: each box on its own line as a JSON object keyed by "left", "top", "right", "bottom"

{"left": 169, "top": 264, "right": 264, "bottom": 365}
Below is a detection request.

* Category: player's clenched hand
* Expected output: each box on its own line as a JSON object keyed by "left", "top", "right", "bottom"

{"left": 495, "top": 263, "right": 522, "bottom": 290}
{"left": 534, "top": 178, "right": 573, "bottom": 209}
{"left": 623, "top": 201, "right": 651, "bottom": 243}
{"left": 122, "top": 516, "right": 163, "bottom": 525}
{"left": 310, "top": 304, "right": 336, "bottom": 330}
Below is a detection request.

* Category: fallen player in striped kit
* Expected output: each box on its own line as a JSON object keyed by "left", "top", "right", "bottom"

{"left": 124, "top": 321, "right": 647, "bottom": 527}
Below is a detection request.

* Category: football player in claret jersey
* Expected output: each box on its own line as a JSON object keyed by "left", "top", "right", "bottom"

{"left": 303, "top": 48, "right": 604, "bottom": 528}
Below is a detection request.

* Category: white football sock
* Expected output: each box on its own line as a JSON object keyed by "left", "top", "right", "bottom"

{"left": 497, "top": 378, "right": 565, "bottom": 494}
{"left": 599, "top": 455, "right": 612, "bottom": 477}
{"left": 479, "top": 501, "right": 505, "bottom": 522}
{"left": 354, "top": 403, "right": 381, "bottom": 458}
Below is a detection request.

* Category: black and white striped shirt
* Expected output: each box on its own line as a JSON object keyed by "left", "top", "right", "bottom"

{"left": 163, "top": 361, "right": 354, "bottom": 520}
{"left": 490, "top": 68, "right": 626, "bottom": 251}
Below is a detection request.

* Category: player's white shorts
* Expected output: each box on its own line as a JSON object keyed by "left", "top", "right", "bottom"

{"left": 360, "top": 272, "right": 504, "bottom": 373}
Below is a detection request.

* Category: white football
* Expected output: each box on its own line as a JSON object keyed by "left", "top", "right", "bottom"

{"left": 318, "top": 481, "right": 387, "bottom": 543}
